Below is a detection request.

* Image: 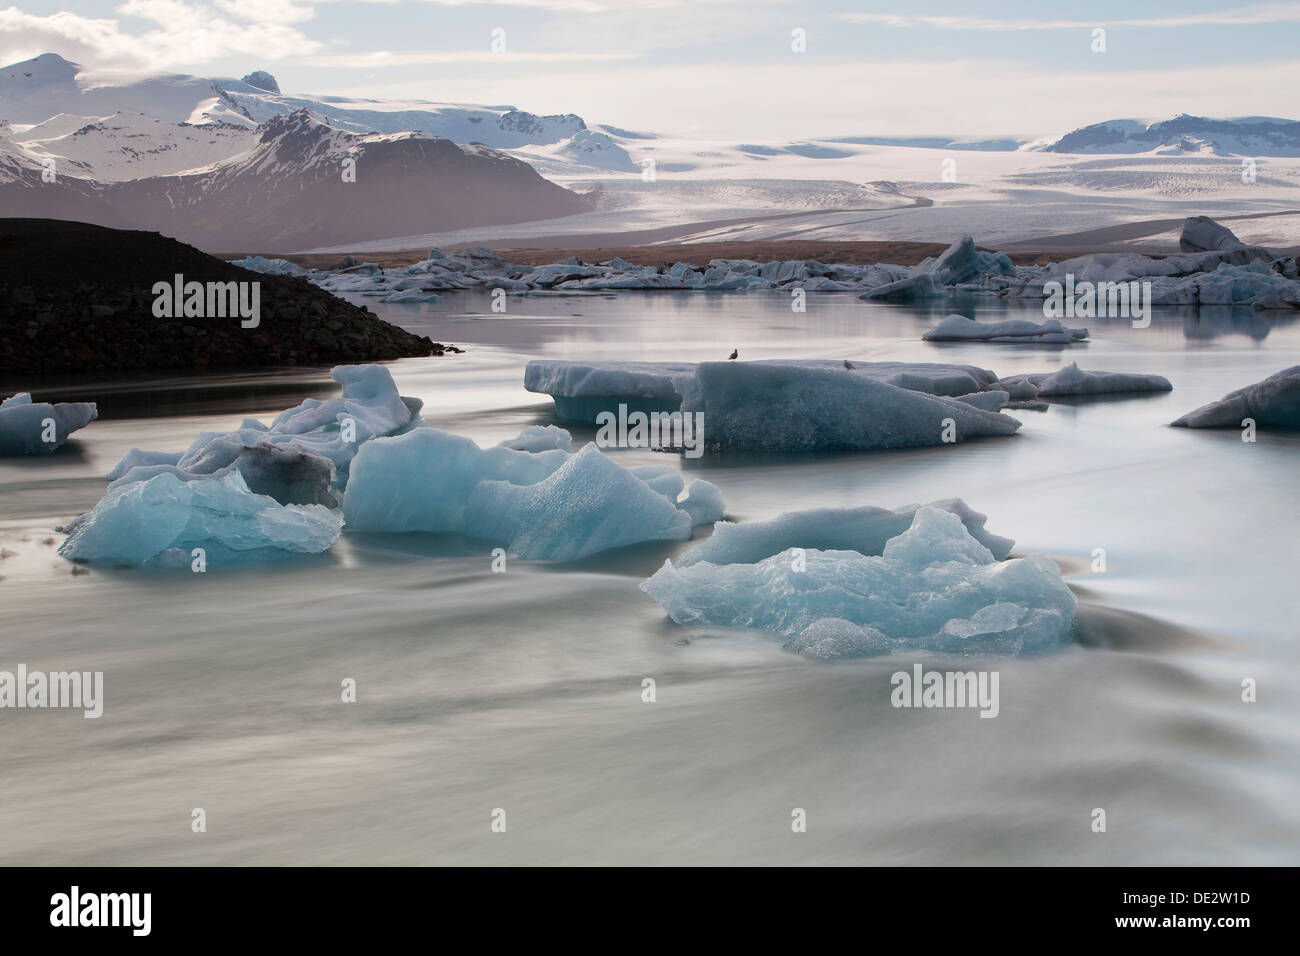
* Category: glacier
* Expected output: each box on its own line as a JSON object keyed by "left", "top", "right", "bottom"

{"left": 1172, "top": 365, "right": 1300, "bottom": 428}
{"left": 640, "top": 505, "right": 1076, "bottom": 659}
{"left": 0, "top": 393, "right": 98, "bottom": 456}
{"left": 58, "top": 471, "right": 342, "bottom": 567}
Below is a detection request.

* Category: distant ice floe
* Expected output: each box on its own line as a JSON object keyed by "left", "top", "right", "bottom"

{"left": 0, "top": 393, "right": 97, "bottom": 456}
{"left": 640, "top": 504, "right": 1076, "bottom": 659}
{"left": 1172, "top": 365, "right": 1300, "bottom": 428}
{"left": 923, "top": 314, "right": 1089, "bottom": 344}
{"left": 232, "top": 216, "right": 1300, "bottom": 311}
{"left": 997, "top": 362, "right": 1172, "bottom": 400}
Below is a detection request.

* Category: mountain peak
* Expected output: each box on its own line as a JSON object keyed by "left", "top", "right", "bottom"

{"left": 241, "top": 71, "right": 280, "bottom": 94}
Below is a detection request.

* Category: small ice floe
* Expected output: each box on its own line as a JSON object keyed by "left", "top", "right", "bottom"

{"left": 923, "top": 314, "right": 1089, "bottom": 345}
{"left": 640, "top": 504, "right": 1076, "bottom": 659}
{"left": 1172, "top": 365, "right": 1300, "bottom": 429}
{"left": 343, "top": 430, "right": 723, "bottom": 560}
{"left": 0, "top": 393, "right": 97, "bottom": 456}
{"left": 996, "top": 362, "right": 1172, "bottom": 400}
{"left": 58, "top": 471, "right": 342, "bottom": 567}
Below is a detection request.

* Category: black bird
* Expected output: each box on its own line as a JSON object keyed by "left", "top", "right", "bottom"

{"left": 728, "top": 349, "right": 738, "bottom": 360}
{"left": 844, "top": 359, "right": 856, "bottom": 369}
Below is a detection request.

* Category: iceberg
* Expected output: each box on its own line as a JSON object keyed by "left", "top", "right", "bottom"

{"left": 497, "top": 425, "right": 574, "bottom": 453}
{"left": 343, "top": 429, "right": 721, "bottom": 558}
{"left": 58, "top": 470, "right": 342, "bottom": 567}
{"left": 922, "top": 314, "right": 1088, "bottom": 344}
{"left": 675, "top": 499, "right": 1013, "bottom": 567}
{"left": 524, "top": 358, "right": 1001, "bottom": 424}
{"left": 0, "top": 393, "right": 98, "bottom": 456}
{"left": 995, "top": 362, "right": 1172, "bottom": 399}
{"left": 673, "top": 361, "right": 1021, "bottom": 451}
{"left": 108, "top": 364, "right": 422, "bottom": 493}
{"left": 465, "top": 445, "right": 694, "bottom": 560}
{"left": 1172, "top": 365, "right": 1300, "bottom": 428}
{"left": 640, "top": 505, "right": 1076, "bottom": 659}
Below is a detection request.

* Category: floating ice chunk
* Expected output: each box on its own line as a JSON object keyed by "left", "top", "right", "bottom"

{"left": 860, "top": 236, "right": 1013, "bottom": 300}
{"left": 673, "top": 362, "right": 1020, "bottom": 451}
{"left": 464, "top": 444, "right": 693, "bottom": 560}
{"left": 676, "top": 499, "right": 1013, "bottom": 567}
{"left": 1180, "top": 216, "right": 1246, "bottom": 254}
{"left": 1172, "top": 365, "right": 1300, "bottom": 428}
{"left": 58, "top": 471, "right": 341, "bottom": 567}
{"left": 524, "top": 360, "right": 693, "bottom": 423}
{"left": 640, "top": 506, "right": 1075, "bottom": 658}
{"left": 343, "top": 428, "right": 567, "bottom": 533}
{"left": 1034, "top": 362, "right": 1171, "bottom": 397}
{"left": 923, "top": 314, "right": 1088, "bottom": 344}
{"left": 954, "top": 390, "right": 1010, "bottom": 411}
{"left": 108, "top": 365, "right": 420, "bottom": 491}
{"left": 0, "top": 393, "right": 98, "bottom": 456}
{"left": 679, "top": 480, "right": 726, "bottom": 525}
{"left": 497, "top": 425, "right": 574, "bottom": 453}
{"left": 111, "top": 444, "right": 339, "bottom": 507}
{"left": 524, "top": 359, "right": 1001, "bottom": 423}
{"left": 344, "top": 429, "right": 719, "bottom": 557}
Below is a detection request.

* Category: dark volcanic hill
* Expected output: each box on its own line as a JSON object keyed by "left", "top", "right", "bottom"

{"left": 0, "top": 111, "right": 593, "bottom": 252}
{"left": 0, "top": 218, "right": 450, "bottom": 373}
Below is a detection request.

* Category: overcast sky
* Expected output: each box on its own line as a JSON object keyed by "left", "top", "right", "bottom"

{"left": 3, "top": 1, "right": 1298, "bottom": 139}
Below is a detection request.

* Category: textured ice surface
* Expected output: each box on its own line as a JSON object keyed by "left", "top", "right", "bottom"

{"left": 1172, "top": 365, "right": 1300, "bottom": 428}
{"left": 676, "top": 499, "right": 1014, "bottom": 567}
{"left": 674, "top": 362, "right": 1020, "bottom": 451}
{"left": 641, "top": 506, "right": 1075, "bottom": 658}
{"left": 465, "top": 444, "right": 693, "bottom": 560}
{"left": 860, "top": 236, "right": 1014, "bottom": 301}
{"left": 109, "top": 364, "right": 421, "bottom": 492}
{"left": 923, "top": 314, "right": 1088, "bottom": 344}
{"left": 344, "top": 429, "right": 719, "bottom": 557}
{"left": 0, "top": 393, "right": 98, "bottom": 456}
{"left": 995, "top": 362, "right": 1172, "bottom": 399}
{"left": 59, "top": 471, "right": 342, "bottom": 566}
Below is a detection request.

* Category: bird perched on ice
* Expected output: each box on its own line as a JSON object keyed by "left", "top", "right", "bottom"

{"left": 843, "top": 360, "right": 856, "bottom": 370}
{"left": 728, "top": 349, "right": 738, "bottom": 360}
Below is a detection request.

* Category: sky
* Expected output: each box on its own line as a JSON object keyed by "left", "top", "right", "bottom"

{"left": 1, "top": 0, "right": 1298, "bottom": 139}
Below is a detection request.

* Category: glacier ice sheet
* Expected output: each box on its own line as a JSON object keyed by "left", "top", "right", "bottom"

{"left": 640, "top": 505, "right": 1076, "bottom": 659}
{"left": 58, "top": 470, "right": 342, "bottom": 567}
{"left": 0, "top": 393, "right": 98, "bottom": 456}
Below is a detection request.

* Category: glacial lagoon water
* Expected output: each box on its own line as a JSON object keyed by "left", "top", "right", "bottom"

{"left": 1, "top": 291, "right": 1297, "bottom": 865}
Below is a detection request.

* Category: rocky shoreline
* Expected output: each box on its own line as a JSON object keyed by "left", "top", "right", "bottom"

{"left": 1, "top": 219, "right": 454, "bottom": 374}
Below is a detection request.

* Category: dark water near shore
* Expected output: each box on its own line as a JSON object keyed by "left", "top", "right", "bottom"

{"left": 2, "top": 292, "right": 1297, "bottom": 864}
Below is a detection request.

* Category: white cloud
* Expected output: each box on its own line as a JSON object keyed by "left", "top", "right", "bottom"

{"left": 841, "top": 3, "right": 1300, "bottom": 31}
{"left": 300, "top": 49, "right": 639, "bottom": 67}
{"left": 0, "top": 1, "right": 323, "bottom": 69}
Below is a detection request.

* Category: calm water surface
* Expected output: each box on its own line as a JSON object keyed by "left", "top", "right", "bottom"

{"left": 1, "top": 291, "right": 1297, "bottom": 864}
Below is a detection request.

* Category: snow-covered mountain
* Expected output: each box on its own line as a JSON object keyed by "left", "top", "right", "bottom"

{"left": 1039, "top": 114, "right": 1300, "bottom": 156}
{"left": 0, "top": 110, "right": 591, "bottom": 250}
{"left": 1, "top": 54, "right": 587, "bottom": 149}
